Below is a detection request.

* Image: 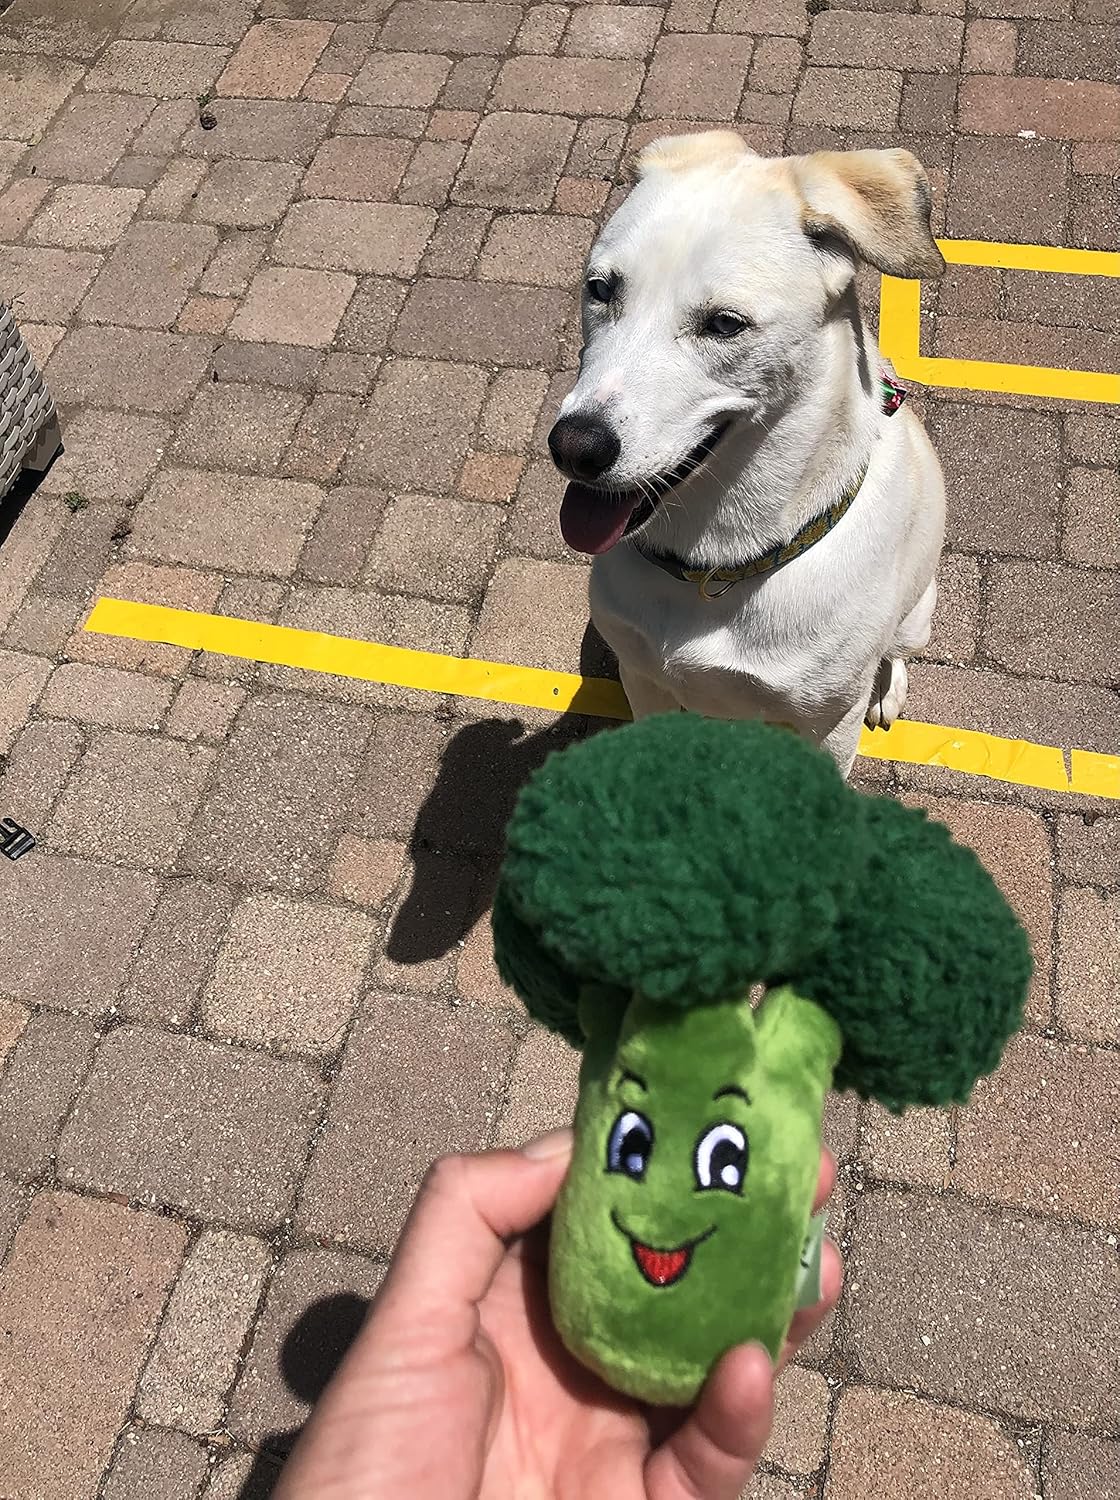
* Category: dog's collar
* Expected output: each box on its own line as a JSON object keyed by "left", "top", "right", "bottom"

{"left": 635, "top": 375, "right": 907, "bottom": 602}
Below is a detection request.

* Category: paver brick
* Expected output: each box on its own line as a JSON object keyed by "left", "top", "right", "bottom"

{"left": 0, "top": 719, "right": 84, "bottom": 835}
{"left": 86, "top": 39, "right": 230, "bottom": 95}
{"left": 218, "top": 18, "right": 332, "bottom": 98}
{"left": 0, "top": 649, "right": 49, "bottom": 753}
{"left": 81, "top": 220, "right": 218, "bottom": 329}
{"left": 378, "top": 0, "right": 521, "bottom": 54}
{"left": 949, "top": 138, "right": 1068, "bottom": 244}
{"left": 0, "top": 245, "right": 100, "bottom": 322}
{"left": 46, "top": 326, "right": 214, "bottom": 413}
{"left": 495, "top": 1026, "right": 580, "bottom": 1145}
{"left": 955, "top": 1032, "right": 1120, "bottom": 1224}
{"left": 328, "top": 833, "right": 404, "bottom": 908}
{"left": 0, "top": 492, "right": 67, "bottom": 636}
{"left": 27, "top": 184, "right": 142, "bottom": 251}
{"left": 212, "top": 339, "right": 322, "bottom": 388}
{"left": 348, "top": 49, "right": 451, "bottom": 107}
{"left": 958, "top": 74, "right": 1120, "bottom": 138}
{"left": 564, "top": 6, "right": 662, "bottom": 57}
{"left": 275, "top": 198, "right": 435, "bottom": 275}
{"left": 182, "top": 692, "right": 373, "bottom": 892}
{"left": 132, "top": 98, "right": 198, "bottom": 155}
{"left": 859, "top": 1102, "right": 952, "bottom": 1187}
{"left": 641, "top": 34, "right": 754, "bottom": 118}
{"left": 282, "top": 392, "right": 363, "bottom": 481}
{"left": 228, "top": 1247, "right": 385, "bottom": 1450}
{"left": 336, "top": 103, "right": 428, "bottom": 137}
{"left": 101, "top": 1427, "right": 210, "bottom": 1500}
{"left": 191, "top": 159, "right": 302, "bottom": 228}
{"left": 302, "top": 134, "right": 413, "bottom": 199}
{"left": 495, "top": 55, "right": 645, "bottom": 117}
{"left": 963, "top": 17, "right": 1018, "bottom": 69}
{"left": 392, "top": 277, "right": 570, "bottom": 366}
{"left": 474, "top": 558, "right": 592, "bottom": 673}
{"left": 0, "top": 55, "right": 82, "bottom": 141}
{"left": 794, "top": 66, "right": 903, "bottom": 127}
{"left": 48, "top": 730, "right": 214, "bottom": 872}
{"left": 713, "top": 0, "right": 808, "bottom": 33}
{"left": 480, "top": 368, "right": 550, "bottom": 452}
{"left": 459, "top": 452, "right": 525, "bottom": 502}
{"left": 173, "top": 381, "right": 307, "bottom": 472}
{"left": 66, "top": 561, "right": 223, "bottom": 678}
{"left": 985, "top": 560, "right": 1118, "bottom": 685}
{"left": 421, "top": 205, "right": 491, "bottom": 275}
{"left": 334, "top": 275, "right": 408, "bottom": 350}
{"left": 204, "top": 892, "right": 373, "bottom": 1054}
{"left": 1017, "top": 19, "right": 1120, "bottom": 81}
{"left": 39, "top": 663, "right": 174, "bottom": 731}
{"left": 121, "top": 877, "right": 235, "bottom": 1025}
{"left": 0, "top": 178, "right": 51, "bottom": 240}
{"left": 927, "top": 405, "right": 1060, "bottom": 557}
{"left": 454, "top": 111, "right": 576, "bottom": 210}
{"left": 59, "top": 1025, "right": 324, "bottom": 1227}
{"left": 366, "top": 492, "right": 504, "bottom": 603}
{"left": 137, "top": 1228, "right": 272, "bottom": 1431}
{"left": 398, "top": 141, "right": 466, "bottom": 207}
{"left": 297, "top": 996, "right": 513, "bottom": 1251}
{"left": 181, "top": 99, "right": 334, "bottom": 163}
{"left": 848, "top": 1189, "right": 1120, "bottom": 1425}
{"left": 21, "top": 88, "right": 155, "bottom": 183}
{"left": 299, "top": 484, "right": 388, "bottom": 583}
{"left": 0, "top": 1013, "right": 100, "bottom": 1179}
{"left": 809, "top": 11, "right": 963, "bottom": 70}
{"left": 1057, "top": 886, "right": 1119, "bottom": 1045}
{"left": 230, "top": 266, "right": 357, "bottom": 347}
{"left": 1063, "top": 466, "right": 1120, "bottom": 568}
{"left": 826, "top": 1386, "right": 1035, "bottom": 1500}
{"left": 479, "top": 212, "right": 596, "bottom": 287}
{"left": 128, "top": 467, "right": 322, "bottom": 574}
{"left": 0, "top": 1193, "right": 186, "bottom": 1500}
{"left": 348, "top": 357, "right": 488, "bottom": 490}
{"left": 516, "top": 5, "right": 569, "bottom": 55}
{"left": 1044, "top": 1433, "right": 1120, "bottom": 1500}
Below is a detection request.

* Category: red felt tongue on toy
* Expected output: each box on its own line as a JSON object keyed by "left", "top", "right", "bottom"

{"left": 632, "top": 1242, "right": 691, "bottom": 1287}
{"left": 559, "top": 482, "right": 640, "bottom": 555}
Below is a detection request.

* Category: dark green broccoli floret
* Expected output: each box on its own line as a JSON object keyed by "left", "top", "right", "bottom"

{"left": 492, "top": 714, "right": 1029, "bottom": 1112}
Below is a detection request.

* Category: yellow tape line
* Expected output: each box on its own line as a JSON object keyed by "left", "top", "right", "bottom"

{"left": 880, "top": 239, "right": 1120, "bottom": 406}
{"left": 84, "top": 598, "right": 1119, "bottom": 801}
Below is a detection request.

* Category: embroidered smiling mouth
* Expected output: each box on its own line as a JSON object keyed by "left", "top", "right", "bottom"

{"left": 610, "top": 1210, "right": 716, "bottom": 1288}
{"left": 559, "top": 422, "right": 732, "bottom": 557}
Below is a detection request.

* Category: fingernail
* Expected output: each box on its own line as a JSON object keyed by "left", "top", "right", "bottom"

{"left": 521, "top": 1128, "right": 573, "bottom": 1160}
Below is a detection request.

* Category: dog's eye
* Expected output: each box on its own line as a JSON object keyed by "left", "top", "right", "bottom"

{"left": 703, "top": 311, "right": 750, "bottom": 339}
{"left": 586, "top": 275, "right": 614, "bottom": 305}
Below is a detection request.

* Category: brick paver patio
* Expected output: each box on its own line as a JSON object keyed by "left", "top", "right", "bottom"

{"left": 0, "top": 0, "right": 1117, "bottom": 1493}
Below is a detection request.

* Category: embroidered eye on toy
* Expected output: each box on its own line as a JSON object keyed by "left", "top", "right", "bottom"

{"left": 492, "top": 714, "right": 1031, "bottom": 1406}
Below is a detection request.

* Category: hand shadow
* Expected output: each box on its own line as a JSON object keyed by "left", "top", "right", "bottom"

{"left": 237, "top": 1292, "right": 373, "bottom": 1499}
{"left": 384, "top": 619, "right": 619, "bottom": 968}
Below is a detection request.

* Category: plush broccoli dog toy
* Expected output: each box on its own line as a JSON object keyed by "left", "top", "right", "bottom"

{"left": 492, "top": 715, "right": 1030, "bottom": 1406}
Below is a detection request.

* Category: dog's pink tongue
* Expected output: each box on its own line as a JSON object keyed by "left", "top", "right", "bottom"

{"left": 560, "top": 482, "right": 639, "bottom": 556}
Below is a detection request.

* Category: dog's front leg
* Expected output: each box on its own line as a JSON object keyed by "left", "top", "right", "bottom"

{"left": 619, "top": 662, "right": 681, "bottom": 720}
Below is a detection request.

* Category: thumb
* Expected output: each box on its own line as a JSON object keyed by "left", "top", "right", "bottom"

{"left": 644, "top": 1344, "right": 774, "bottom": 1500}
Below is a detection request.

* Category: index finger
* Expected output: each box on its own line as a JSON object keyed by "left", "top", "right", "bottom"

{"left": 372, "top": 1130, "right": 573, "bottom": 1343}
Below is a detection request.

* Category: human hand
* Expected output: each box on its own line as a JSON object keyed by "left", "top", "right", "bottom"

{"left": 275, "top": 1130, "right": 842, "bottom": 1500}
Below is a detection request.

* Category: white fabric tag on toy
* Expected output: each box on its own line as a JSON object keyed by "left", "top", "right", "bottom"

{"left": 793, "top": 1210, "right": 826, "bottom": 1310}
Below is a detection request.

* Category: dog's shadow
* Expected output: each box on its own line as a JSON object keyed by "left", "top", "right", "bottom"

{"left": 385, "top": 620, "right": 619, "bottom": 967}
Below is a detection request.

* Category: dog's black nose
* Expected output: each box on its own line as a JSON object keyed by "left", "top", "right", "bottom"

{"left": 548, "top": 413, "right": 621, "bottom": 484}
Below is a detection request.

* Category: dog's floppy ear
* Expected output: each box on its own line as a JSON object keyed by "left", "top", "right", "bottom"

{"left": 792, "top": 149, "right": 944, "bottom": 282}
{"left": 630, "top": 129, "right": 756, "bottom": 183}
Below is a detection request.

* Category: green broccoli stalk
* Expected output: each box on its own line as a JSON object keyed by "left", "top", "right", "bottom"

{"left": 492, "top": 715, "right": 1030, "bottom": 1405}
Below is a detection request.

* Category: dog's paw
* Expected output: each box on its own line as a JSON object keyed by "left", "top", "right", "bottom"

{"left": 865, "top": 657, "right": 908, "bottom": 730}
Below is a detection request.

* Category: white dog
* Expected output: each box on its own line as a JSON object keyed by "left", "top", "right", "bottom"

{"left": 548, "top": 132, "right": 946, "bottom": 776}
